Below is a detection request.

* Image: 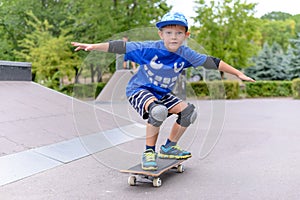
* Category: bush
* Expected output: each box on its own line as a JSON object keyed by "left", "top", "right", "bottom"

{"left": 59, "top": 84, "right": 74, "bottom": 96}
{"left": 223, "top": 80, "right": 240, "bottom": 99}
{"left": 189, "top": 81, "right": 240, "bottom": 99}
{"left": 72, "top": 83, "right": 96, "bottom": 99}
{"left": 59, "top": 80, "right": 298, "bottom": 100}
{"left": 245, "top": 81, "right": 292, "bottom": 98}
{"left": 188, "top": 82, "right": 208, "bottom": 98}
{"left": 60, "top": 82, "right": 106, "bottom": 99}
{"left": 95, "top": 82, "right": 106, "bottom": 98}
{"left": 292, "top": 79, "right": 300, "bottom": 99}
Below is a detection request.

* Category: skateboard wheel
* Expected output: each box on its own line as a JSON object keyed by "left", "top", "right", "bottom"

{"left": 153, "top": 177, "right": 162, "bottom": 187}
{"left": 128, "top": 176, "right": 136, "bottom": 186}
{"left": 177, "top": 164, "right": 184, "bottom": 173}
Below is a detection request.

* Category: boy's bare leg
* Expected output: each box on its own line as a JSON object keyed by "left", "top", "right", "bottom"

{"left": 168, "top": 102, "right": 188, "bottom": 142}
{"left": 142, "top": 98, "right": 161, "bottom": 170}
{"left": 144, "top": 98, "right": 159, "bottom": 147}
{"left": 159, "top": 101, "right": 192, "bottom": 159}
{"left": 146, "top": 124, "right": 160, "bottom": 147}
{"left": 168, "top": 122, "right": 187, "bottom": 142}
{"left": 144, "top": 100, "right": 190, "bottom": 144}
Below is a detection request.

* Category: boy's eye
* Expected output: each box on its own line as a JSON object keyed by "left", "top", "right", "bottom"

{"left": 164, "top": 31, "right": 184, "bottom": 36}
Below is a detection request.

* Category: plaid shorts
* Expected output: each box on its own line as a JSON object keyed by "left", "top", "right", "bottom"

{"left": 127, "top": 89, "right": 182, "bottom": 119}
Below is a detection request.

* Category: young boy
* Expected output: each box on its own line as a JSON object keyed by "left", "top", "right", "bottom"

{"left": 71, "top": 12, "right": 255, "bottom": 171}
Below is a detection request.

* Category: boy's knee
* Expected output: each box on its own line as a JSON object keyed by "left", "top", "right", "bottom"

{"left": 176, "top": 103, "right": 197, "bottom": 127}
{"left": 147, "top": 101, "right": 168, "bottom": 127}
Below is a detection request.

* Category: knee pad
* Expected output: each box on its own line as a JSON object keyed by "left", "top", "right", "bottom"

{"left": 176, "top": 103, "right": 197, "bottom": 127}
{"left": 147, "top": 101, "right": 168, "bottom": 127}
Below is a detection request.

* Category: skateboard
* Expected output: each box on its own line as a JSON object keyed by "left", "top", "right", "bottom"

{"left": 120, "top": 158, "right": 187, "bottom": 187}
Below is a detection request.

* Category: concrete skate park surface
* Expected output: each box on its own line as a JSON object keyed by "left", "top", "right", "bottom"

{"left": 1, "top": 76, "right": 300, "bottom": 199}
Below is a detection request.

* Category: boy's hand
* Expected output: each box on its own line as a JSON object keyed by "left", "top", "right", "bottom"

{"left": 71, "top": 42, "right": 93, "bottom": 51}
{"left": 238, "top": 74, "right": 255, "bottom": 82}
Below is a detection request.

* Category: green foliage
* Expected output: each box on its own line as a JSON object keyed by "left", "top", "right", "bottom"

{"left": 223, "top": 80, "right": 240, "bottom": 99}
{"left": 189, "top": 81, "right": 240, "bottom": 99}
{"left": 292, "top": 78, "right": 300, "bottom": 99}
{"left": 1, "top": 0, "right": 171, "bottom": 89}
{"left": 258, "top": 18, "right": 296, "bottom": 50}
{"left": 0, "top": 27, "right": 14, "bottom": 60}
{"left": 69, "top": 0, "right": 170, "bottom": 43}
{"left": 0, "top": 0, "right": 74, "bottom": 60}
{"left": 244, "top": 42, "right": 288, "bottom": 80}
{"left": 261, "top": 11, "right": 293, "bottom": 21}
{"left": 95, "top": 82, "right": 106, "bottom": 98}
{"left": 188, "top": 82, "right": 208, "bottom": 98}
{"left": 60, "top": 82, "right": 106, "bottom": 99}
{"left": 192, "top": 0, "right": 260, "bottom": 69}
{"left": 2, "top": 0, "right": 300, "bottom": 97}
{"left": 73, "top": 83, "right": 97, "bottom": 99}
{"left": 292, "top": 14, "right": 300, "bottom": 36}
{"left": 245, "top": 81, "right": 292, "bottom": 97}
{"left": 60, "top": 80, "right": 300, "bottom": 100}
{"left": 261, "top": 12, "right": 300, "bottom": 46}
{"left": 14, "top": 11, "right": 80, "bottom": 89}
{"left": 288, "top": 33, "right": 300, "bottom": 79}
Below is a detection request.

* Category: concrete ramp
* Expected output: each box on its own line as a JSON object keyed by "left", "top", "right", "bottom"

{"left": 0, "top": 81, "right": 130, "bottom": 154}
{"left": 96, "top": 70, "right": 134, "bottom": 102}
{"left": 0, "top": 80, "right": 145, "bottom": 186}
{"left": 0, "top": 61, "right": 147, "bottom": 186}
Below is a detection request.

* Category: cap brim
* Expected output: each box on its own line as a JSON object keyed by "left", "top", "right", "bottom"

{"left": 156, "top": 20, "right": 188, "bottom": 29}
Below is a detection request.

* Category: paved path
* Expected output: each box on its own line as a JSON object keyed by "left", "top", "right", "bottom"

{"left": 1, "top": 97, "right": 300, "bottom": 200}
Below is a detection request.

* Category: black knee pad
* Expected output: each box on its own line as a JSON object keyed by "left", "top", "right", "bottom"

{"left": 147, "top": 101, "right": 168, "bottom": 127}
{"left": 176, "top": 103, "right": 197, "bottom": 127}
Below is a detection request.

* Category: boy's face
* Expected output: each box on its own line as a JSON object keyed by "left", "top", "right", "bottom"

{"left": 158, "top": 25, "right": 190, "bottom": 52}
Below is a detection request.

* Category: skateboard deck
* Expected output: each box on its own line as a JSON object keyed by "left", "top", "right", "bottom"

{"left": 120, "top": 158, "right": 187, "bottom": 187}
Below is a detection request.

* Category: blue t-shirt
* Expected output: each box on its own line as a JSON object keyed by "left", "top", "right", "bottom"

{"left": 124, "top": 40, "right": 210, "bottom": 99}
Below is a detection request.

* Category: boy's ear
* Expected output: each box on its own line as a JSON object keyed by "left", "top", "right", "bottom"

{"left": 186, "top": 31, "right": 190, "bottom": 38}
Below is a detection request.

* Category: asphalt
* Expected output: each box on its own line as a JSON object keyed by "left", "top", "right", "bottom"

{"left": 1, "top": 80, "right": 300, "bottom": 199}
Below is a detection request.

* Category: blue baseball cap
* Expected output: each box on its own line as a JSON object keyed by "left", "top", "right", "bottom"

{"left": 156, "top": 12, "right": 188, "bottom": 30}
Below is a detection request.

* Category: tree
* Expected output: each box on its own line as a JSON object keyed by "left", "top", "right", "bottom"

{"left": 0, "top": 0, "right": 74, "bottom": 60}
{"left": 67, "top": 0, "right": 170, "bottom": 82}
{"left": 0, "top": 27, "right": 14, "bottom": 60}
{"left": 245, "top": 42, "right": 288, "bottom": 80}
{"left": 283, "top": 45, "right": 295, "bottom": 80}
{"left": 192, "top": 0, "right": 261, "bottom": 69}
{"left": 261, "top": 11, "right": 293, "bottom": 21}
{"left": 292, "top": 14, "right": 300, "bottom": 35}
{"left": 2, "top": 0, "right": 171, "bottom": 86}
{"left": 69, "top": 0, "right": 170, "bottom": 43}
{"left": 259, "top": 18, "right": 296, "bottom": 50}
{"left": 288, "top": 33, "right": 300, "bottom": 79}
{"left": 14, "top": 12, "right": 80, "bottom": 89}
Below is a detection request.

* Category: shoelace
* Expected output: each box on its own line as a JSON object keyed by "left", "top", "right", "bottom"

{"left": 172, "top": 145, "right": 183, "bottom": 151}
{"left": 144, "top": 152, "right": 156, "bottom": 161}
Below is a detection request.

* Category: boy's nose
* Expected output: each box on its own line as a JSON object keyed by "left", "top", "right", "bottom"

{"left": 171, "top": 32, "right": 177, "bottom": 38}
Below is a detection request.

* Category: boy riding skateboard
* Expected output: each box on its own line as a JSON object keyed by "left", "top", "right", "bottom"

{"left": 72, "top": 12, "right": 255, "bottom": 171}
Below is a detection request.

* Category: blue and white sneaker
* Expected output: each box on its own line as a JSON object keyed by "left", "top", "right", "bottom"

{"left": 141, "top": 149, "right": 158, "bottom": 171}
{"left": 158, "top": 145, "right": 192, "bottom": 159}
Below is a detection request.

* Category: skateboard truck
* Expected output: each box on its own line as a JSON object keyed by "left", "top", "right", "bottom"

{"left": 121, "top": 159, "right": 186, "bottom": 187}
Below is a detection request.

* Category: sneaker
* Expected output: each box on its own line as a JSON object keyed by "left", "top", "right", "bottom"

{"left": 158, "top": 145, "right": 192, "bottom": 159}
{"left": 141, "top": 149, "right": 158, "bottom": 171}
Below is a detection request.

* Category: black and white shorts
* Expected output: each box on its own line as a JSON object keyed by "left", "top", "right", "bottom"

{"left": 128, "top": 89, "right": 182, "bottom": 119}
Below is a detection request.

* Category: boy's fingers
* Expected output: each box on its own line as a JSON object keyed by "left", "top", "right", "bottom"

{"left": 74, "top": 46, "right": 82, "bottom": 51}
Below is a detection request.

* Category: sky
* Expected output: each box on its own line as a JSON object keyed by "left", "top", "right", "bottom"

{"left": 167, "top": 0, "right": 300, "bottom": 25}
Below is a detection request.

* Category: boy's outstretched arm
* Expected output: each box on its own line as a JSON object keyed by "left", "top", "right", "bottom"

{"left": 218, "top": 61, "right": 255, "bottom": 82}
{"left": 71, "top": 41, "right": 126, "bottom": 54}
{"left": 71, "top": 42, "right": 109, "bottom": 52}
